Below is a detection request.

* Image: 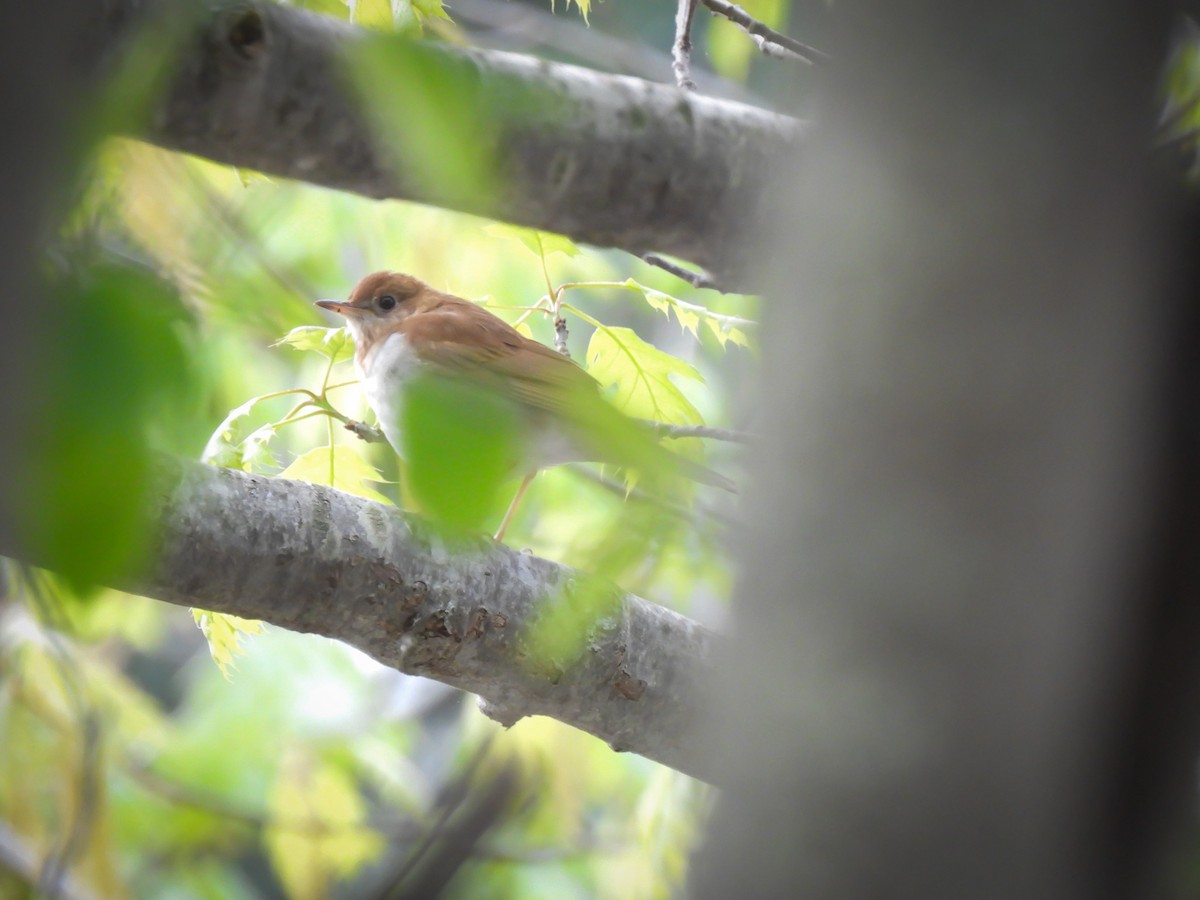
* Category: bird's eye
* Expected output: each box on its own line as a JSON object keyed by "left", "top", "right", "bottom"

{"left": 378, "top": 295, "right": 397, "bottom": 310}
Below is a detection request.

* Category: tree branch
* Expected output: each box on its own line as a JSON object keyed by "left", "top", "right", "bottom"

{"left": 700, "top": 0, "right": 831, "bottom": 66}
{"left": 71, "top": 459, "right": 717, "bottom": 781}
{"left": 96, "top": 0, "right": 802, "bottom": 290}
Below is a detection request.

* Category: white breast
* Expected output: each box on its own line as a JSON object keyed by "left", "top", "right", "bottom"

{"left": 357, "top": 331, "right": 423, "bottom": 459}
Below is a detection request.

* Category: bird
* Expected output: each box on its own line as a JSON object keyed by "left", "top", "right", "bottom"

{"left": 316, "top": 271, "right": 734, "bottom": 538}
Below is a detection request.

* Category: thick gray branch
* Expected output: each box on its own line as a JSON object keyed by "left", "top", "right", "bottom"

{"left": 134, "top": 459, "right": 716, "bottom": 780}
{"left": 99, "top": 0, "right": 801, "bottom": 289}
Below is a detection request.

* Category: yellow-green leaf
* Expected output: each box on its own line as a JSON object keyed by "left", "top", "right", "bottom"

{"left": 348, "top": 0, "right": 393, "bottom": 30}
{"left": 412, "top": 0, "right": 453, "bottom": 22}
{"left": 621, "top": 277, "right": 754, "bottom": 351}
{"left": 265, "top": 752, "right": 385, "bottom": 900}
{"left": 552, "top": 0, "right": 591, "bottom": 24}
{"left": 586, "top": 326, "right": 703, "bottom": 426}
{"left": 191, "top": 609, "right": 265, "bottom": 679}
{"left": 484, "top": 223, "right": 580, "bottom": 260}
{"left": 273, "top": 325, "right": 355, "bottom": 363}
{"left": 279, "top": 445, "right": 392, "bottom": 504}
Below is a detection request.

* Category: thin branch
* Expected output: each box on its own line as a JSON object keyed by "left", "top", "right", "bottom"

{"left": 647, "top": 422, "right": 756, "bottom": 444}
{"left": 642, "top": 253, "right": 719, "bottom": 291}
{"left": 750, "top": 33, "right": 807, "bottom": 63}
{"left": 673, "top": 0, "right": 700, "bottom": 91}
{"left": 701, "top": 0, "right": 831, "bottom": 65}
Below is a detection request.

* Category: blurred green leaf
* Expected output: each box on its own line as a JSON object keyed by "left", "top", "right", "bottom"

{"left": 192, "top": 609, "right": 265, "bottom": 679}
{"left": 22, "top": 260, "right": 199, "bottom": 592}
{"left": 280, "top": 444, "right": 392, "bottom": 504}
{"left": 347, "top": 36, "right": 499, "bottom": 209}
{"left": 401, "top": 372, "right": 521, "bottom": 531}
{"left": 273, "top": 325, "right": 355, "bottom": 363}
{"left": 526, "top": 574, "right": 622, "bottom": 673}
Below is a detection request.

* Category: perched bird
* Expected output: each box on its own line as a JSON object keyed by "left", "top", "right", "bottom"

{"left": 317, "top": 271, "right": 733, "bottom": 537}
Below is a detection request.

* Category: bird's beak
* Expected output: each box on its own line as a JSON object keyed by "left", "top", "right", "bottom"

{"left": 315, "top": 299, "right": 365, "bottom": 317}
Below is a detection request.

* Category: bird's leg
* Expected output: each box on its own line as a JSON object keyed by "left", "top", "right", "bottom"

{"left": 493, "top": 471, "right": 536, "bottom": 542}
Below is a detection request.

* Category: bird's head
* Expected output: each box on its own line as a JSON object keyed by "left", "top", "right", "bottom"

{"left": 315, "top": 271, "right": 428, "bottom": 354}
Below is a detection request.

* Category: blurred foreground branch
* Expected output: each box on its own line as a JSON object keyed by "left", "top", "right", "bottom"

{"left": 96, "top": 0, "right": 800, "bottom": 291}
{"left": 12, "top": 459, "right": 716, "bottom": 780}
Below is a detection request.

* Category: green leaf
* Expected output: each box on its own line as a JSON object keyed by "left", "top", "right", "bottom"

{"left": 706, "top": 315, "right": 751, "bottom": 349}
{"left": 348, "top": 0, "right": 394, "bottom": 30}
{"left": 22, "top": 260, "right": 200, "bottom": 592}
{"left": 585, "top": 327, "right": 703, "bottom": 426}
{"left": 202, "top": 397, "right": 290, "bottom": 472}
{"left": 551, "top": 0, "right": 591, "bottom": 23}
{"left": 412, "top": 0, "right": 453, "bottom": 22}
{"left": 401, "top": 372, "right": 521, "bottom": 531}
{"left": 191, "top": 609, "right": 265, "bottom": 679}
{"left": 273, "top": 325, "right": 355, "bottom": 363}
{"left": 526, "top": 575, "right": 622, "bottom": 673}
{"left": 279, "top": 445, "right": 392, "bottom": 504}
{"left": 348, "top": 36, "right": 501, "bottom": 209}
{"left": 621, "top": 278, "right": 752, "bottom": 349}
{"left": 239, "top": 424, "right": 280, "bottom": 471}
{"left": 202, "top": 396, "right": 260, "bottom": 469}
{"left": 484, "top": 223, "right": 580, "bottom": 261}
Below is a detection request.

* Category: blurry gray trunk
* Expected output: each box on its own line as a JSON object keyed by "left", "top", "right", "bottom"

{"left": 697, "top": 2, "right": 1200, "bottom": 897}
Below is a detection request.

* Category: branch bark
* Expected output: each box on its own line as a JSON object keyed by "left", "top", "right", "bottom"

{"left": 97, "top": 0, "right": 801, "bottom": 289}
{"left": 108, "top": 459, "right": 716, "bottom": 780}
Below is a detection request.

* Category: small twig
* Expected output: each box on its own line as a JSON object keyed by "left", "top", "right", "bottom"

{"left": 645, "top": 421, "right": 756, "bottom": 444}
{"left": 345, "top": 420, "right": 387, "bottom": 444}
{"left": 700, "top": 0, "right": 830, "bottom": 65}
{"left": 641, "top": 253, "right": 720, "bottom": 290}
{"left": 672, "top": 0, "right": 700, "bottom": 91}
{"left": 751, "top": 33, "right": 806, "bottom": 62}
